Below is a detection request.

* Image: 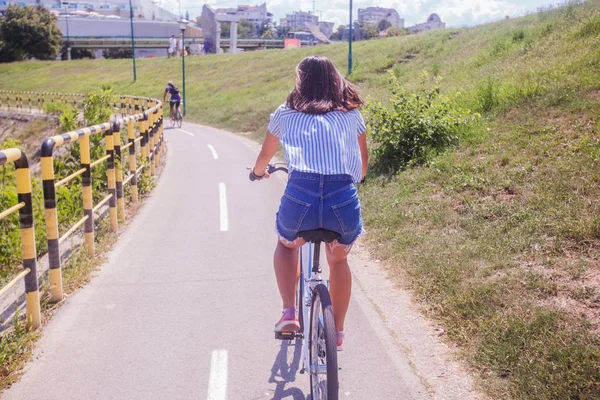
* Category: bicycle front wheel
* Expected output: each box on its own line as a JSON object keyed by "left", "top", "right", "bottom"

{"left": 309, "top": 283, "right": 338, "bottom": 400}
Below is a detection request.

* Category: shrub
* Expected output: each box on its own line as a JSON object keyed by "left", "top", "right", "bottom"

{"left": 578, "top": 13, "right": 600, "bottom": 38}
{"left": 366, "top": 73, "right": 478, "bottom": 173}
{"left": 43, "top": 102, "right": 79, "bottom": 133}
{"left": 476, "top": 78, "right": 501, "bottom": 112}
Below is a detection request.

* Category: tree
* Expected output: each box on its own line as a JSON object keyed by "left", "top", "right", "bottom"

{"left": 220, "top": 22, "right": 231, "bottom": 37}
{"left": 261, "top": 30, "right": 274, "bottom": 39}
{"left": 0, "top": 5, "right": 62, "bottom": 62}
{"left": 363, "top": 24, "right": 378, "bottom": 40}
{"left": 377, "top": 19, "right": 392, "bottom": 32}
{"left": 102, "top": 48, "right": 133, "bottom": 59}
{"left": 61, "top": 46, "right": 95, "bottom": 60}
{"left": 331, "top": 24, "right": 346, "bottom": 40}
{"left": 238, "top": 19, "right": 254, "bottom": 38}
{"left": 276, "top": 25, "right": 290, "bottom": 38}
{"left": 185, "top": 10, "right": 190, "bottom": 21}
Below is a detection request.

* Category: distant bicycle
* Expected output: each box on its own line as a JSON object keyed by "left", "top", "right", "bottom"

{"left": 170, "top": 103, "right": 183, "bottom": 128}
{"left": 250, "top": 164, "right": 339, "bottom": 400}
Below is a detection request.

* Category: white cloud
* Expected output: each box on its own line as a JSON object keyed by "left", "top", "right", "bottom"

{"left": 176, "top": 0, "right": 557, "bottom": 28}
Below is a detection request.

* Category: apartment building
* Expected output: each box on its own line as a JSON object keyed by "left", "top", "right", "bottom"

{"left": 357, "top": 7, "right": 404, "bottom": 28}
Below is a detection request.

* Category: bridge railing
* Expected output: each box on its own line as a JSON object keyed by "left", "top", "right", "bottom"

{"left": 0, "top": 92, "right": 164, "bottom": 323}
{"left": 0, "top": 148, "right": 41, "bottom": 329}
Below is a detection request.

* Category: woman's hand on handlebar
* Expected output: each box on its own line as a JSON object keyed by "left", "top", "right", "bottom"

{"left": 250, "top": 167, "right": 270, "bottom": 181}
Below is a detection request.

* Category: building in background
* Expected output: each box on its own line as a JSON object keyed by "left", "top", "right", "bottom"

{"left": 408, "top": 13, "right": 445, "bottom": 33}
{"left": 0, "top": 0, "right": 178, "bottom": 21}
{"left": 280, "top": 11, "right": 318, "bottom": 30}
{"left": 215, "top": 3, "right": 271, "bottom": 24}
{"left": 357, "top": 7, "right": 404, "bottom": 28}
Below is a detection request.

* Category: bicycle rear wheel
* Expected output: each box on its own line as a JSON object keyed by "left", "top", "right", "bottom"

{"left": 176, "top": 109, "right": 183, "bottom": 128}
{"left": 309, "top": 283, "right": 338, "bottom": 400}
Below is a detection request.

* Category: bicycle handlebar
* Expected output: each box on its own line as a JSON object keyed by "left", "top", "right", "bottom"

{"left": 249, "top": 164, "right": 288, "bottom": 181}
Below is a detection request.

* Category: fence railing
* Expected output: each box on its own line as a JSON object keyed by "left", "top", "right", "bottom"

{"left": 0, "top": 148, "right": 41, "bottom": 329}
{"left": 0, "top": 90, "right": 156, "bottom": 117}
{"left": 0, "top": 90, "right": 87, "bottom": 113}
{"left": 0, "top": 92, "right": 164, "bottom": 326}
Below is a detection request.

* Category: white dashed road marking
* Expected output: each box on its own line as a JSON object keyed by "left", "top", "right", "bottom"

{"left": 219, "top": 183, "right": 228, "bottom": 232}
{"left": 207, "top": 349, "right": 228, "bottom": 400}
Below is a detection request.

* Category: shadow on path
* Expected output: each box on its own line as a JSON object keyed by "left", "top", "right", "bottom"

{"left": 268, "top": 338, "right": 308, "bottom": 400}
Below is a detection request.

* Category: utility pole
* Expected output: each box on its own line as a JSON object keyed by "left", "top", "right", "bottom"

{"left": 180, "top": 22, "right": 187, "bottom": 116}
{"left": 348, "top": 0, "right": 353, "bottom": 75}
{"left": 62, "top": 2, "right": 71, "bottom": 60}
{"left": 129, "top": 0, "right": 137, "bottom": 81}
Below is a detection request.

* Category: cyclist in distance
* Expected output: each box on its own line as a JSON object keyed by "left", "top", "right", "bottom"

{"left": 250, "top": 55, "right": 369, "bottom": 349}
{"left": 163, "top": 81, "right": 181, "bottom": 119}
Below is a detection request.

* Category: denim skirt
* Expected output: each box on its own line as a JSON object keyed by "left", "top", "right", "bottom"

{"left": 276, "top": 171, "right": 362, "bottom": 245}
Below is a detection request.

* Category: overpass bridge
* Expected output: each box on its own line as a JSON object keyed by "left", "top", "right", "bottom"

{"left": 67, "top": 36, "right": 309, "bottom": 51}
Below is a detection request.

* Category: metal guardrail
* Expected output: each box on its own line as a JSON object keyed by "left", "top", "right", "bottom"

{"left": 0, "top": 92, "right": 164, "bottom": 319}
{"left": 0, "top": 148, "right": 41, "bottom": 329}
{"left": 0, "top": 91, "right": 86, "bottom": 113}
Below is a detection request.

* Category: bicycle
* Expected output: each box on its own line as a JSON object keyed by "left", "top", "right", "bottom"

{"left": 250, "top": 164, "right": 339, "bottom": 400}
{"left": 170, "top": 103, "right": 183, "bottom": 128}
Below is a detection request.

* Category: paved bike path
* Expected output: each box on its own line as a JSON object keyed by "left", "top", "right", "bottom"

{"left": 3, "top": 123, "right": 428, "bottom": 400}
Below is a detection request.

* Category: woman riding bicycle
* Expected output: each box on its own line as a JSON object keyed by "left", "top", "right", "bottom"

{"left": 251, "top": 56, "right": 368, "bottom": 349}
{"left": 163, "top": 81, "right": 181, "bottom": 119}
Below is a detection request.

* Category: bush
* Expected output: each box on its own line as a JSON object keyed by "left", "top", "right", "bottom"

{"left": 43, "top": 102, "right": 79, "bottom": 132}
{"left": 386, "top": 27, "right": 407, "bottom": 37}
{"left": 366, "top": 73, "right": 478, "bottom": 173}
{"left": 476, "top": 78, "right": 501, "bottom": 112}
{"left": 102, "top": 48, "right": 132, "bottom": 59}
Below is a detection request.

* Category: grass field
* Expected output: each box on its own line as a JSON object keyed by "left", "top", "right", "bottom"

{"left": 1, "top": 0, "right": 600, "bottom": 398}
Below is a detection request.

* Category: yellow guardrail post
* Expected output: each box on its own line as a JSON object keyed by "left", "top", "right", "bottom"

{"left": 80, "top": 134, "right": 95, "bottom": 256}
{"left": 0, "top": 148, "right": 41, "bottom": 329}
{"left": 41, "top": 123, "right": 111, "bottom": 301}
{"left": 120, "top": 96, "right": 126, "bottom": 117}
{"left": 127, "top": 119, "right": 139, "bottom": 204}
{"left": 149, "top": 109, "right": 155, "bottom": 177}
{"left": 141, "top": 112, "right": 150, "bottom": 176}
{"left": 152, "top": 107, "right": 159, "bottom": 171}
{"left": 113, "top": 121, "right": 125, "bottom": 217}
{"left": 105, "top": 127, "right": 118, "bottom": 232}
{"left": 134, "top": 97, "right": 140, "bottom": 113}
{"left": 41, "top": 137, "right": 63, "bottom": 302}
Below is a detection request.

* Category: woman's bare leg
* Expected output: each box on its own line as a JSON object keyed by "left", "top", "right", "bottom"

{"left": 273, "top": 238, "right": 305, "bottom": 309}
{"left": 326, "top": 243, "right": 352, "bottom": 331}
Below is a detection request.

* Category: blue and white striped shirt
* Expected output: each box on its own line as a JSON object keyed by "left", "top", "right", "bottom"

{"left": 268, "top": 105, "right": 367, "bottom": 183}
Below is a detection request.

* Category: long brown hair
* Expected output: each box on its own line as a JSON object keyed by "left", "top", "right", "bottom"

{"left": 286, "top": 56, "right": 364, "bottom": 114}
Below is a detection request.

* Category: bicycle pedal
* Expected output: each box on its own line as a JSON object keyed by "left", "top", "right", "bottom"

{"left": 275, "top": 331, "right": 298, "bottom": 340}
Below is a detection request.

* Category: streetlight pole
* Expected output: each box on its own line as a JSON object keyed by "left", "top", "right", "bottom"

{"left": 129, "top": 0, "right": 137, "bottom": 81}
{"left": 62, "top": 2, "right": 71, "bottom": 61}
{"left": 348, "top": 0, "right": 353, "bottom": 75}
{"left": 180, "top": 22, "right": 186, "bottom": 116}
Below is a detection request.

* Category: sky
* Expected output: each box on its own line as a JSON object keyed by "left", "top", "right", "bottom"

{"left": 162, "top": 0, "right": 560, "bottom": 28}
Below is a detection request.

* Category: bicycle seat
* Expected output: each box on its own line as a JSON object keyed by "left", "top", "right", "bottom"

{"left": 298, "top": 229, "right": 341, "bottom": 243}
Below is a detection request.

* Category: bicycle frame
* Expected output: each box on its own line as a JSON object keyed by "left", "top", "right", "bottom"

{"left": 298, "top": 240, "right": 327, "bottom": 374}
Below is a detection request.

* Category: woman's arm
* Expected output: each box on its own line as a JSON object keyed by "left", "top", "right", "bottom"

{"left": 252, "top": 131, "right": 280, "bottom": 179}
{"left": 358, "top": 132, "right": 368, "bottom": 180}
